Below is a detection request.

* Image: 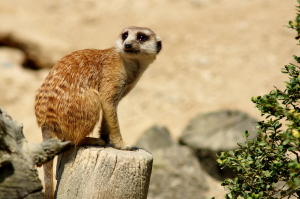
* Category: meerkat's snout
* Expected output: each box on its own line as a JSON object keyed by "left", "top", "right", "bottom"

{"left": 124, "top": 41, "right": 140, "bottom": 53}
{"left": 124, "top": 43, "right": 132, "bottom": 50}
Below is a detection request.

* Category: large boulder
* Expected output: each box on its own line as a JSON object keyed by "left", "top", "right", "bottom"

{"left": 136, "top": 125, "right": 208, "bottom": 199}
{"left": 179, "top": 110, "right": 258, "bottom": 180}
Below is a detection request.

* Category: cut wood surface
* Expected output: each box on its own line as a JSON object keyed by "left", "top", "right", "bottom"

{"left": 55, "top": 146, "right": 153, "bottom": 199}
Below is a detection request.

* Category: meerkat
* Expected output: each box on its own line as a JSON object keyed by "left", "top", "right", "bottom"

{"left": 34, "top": 26, "right": 162, "bottom": 199}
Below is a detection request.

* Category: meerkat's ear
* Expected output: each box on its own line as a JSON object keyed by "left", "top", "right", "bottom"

{"left": 156, "top": 36, "right": 162, "bottom": 54}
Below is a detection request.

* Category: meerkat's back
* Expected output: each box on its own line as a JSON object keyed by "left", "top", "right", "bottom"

{"left": 35, "top": 48, "right": 121, "bottom": 144}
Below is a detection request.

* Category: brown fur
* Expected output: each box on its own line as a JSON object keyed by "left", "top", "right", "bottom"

{"left": 35, "top": 26, "right": 161, "bottom": 199}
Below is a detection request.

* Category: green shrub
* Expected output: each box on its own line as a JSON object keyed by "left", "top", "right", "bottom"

{"left": 215, "top": 1, "right": 300, "bottom": 198}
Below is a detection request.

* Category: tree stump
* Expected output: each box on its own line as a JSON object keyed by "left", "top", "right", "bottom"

{"left": 55, "top": 146, "right": 153, "bottom": 199}
{"left": 0, "top": 107, "right": 70, "bottom": 199}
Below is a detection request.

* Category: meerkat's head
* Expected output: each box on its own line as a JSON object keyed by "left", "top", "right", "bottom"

{"left": 115, "top": 26, "right": 162, "bottom": 59}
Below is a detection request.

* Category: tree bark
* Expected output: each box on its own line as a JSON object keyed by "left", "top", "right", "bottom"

{"left": 55, "top": 146, "right": 153, "bottom": 199}
{"left": 0, "top": 107, "right": 70, "bottom": 199}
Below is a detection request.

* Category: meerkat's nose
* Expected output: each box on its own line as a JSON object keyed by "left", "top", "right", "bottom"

{"left": 125, "top": 43, "right": 132, "bottom": 49}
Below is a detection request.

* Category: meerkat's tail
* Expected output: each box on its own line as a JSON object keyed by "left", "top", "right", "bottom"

{"left": 41, "top": 126, "right": 56, "bottom": 199}
{"left": 43, "top": 160, "right": 54, "bottom": 199}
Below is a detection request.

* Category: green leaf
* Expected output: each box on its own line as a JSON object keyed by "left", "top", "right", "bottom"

{"left": 283, "top": 139, "right": 291, "bottom": 145}
{"left": 262, "top": 170, "right": 270, "bottom": 177}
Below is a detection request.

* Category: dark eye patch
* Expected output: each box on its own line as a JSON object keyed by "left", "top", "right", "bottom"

{"left": 122, "top": 32, "right": 128, "bottom": 41}
{"left": 137, "top": 33, "right": 149, "bottom": 42}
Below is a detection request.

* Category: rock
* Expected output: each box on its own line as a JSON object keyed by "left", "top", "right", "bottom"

{"left": 0, "top": 32, "right": 68, "bottom": 69}
{"left": 179, "top": 110, "right": 258, "bottom": 180}
{"left": 0, "top": 46, "right": 25, "bottom": 69}
{"left": 135, "top": 125, "right": 174, "bottom": 151}
{"left": 136, "top": 125, "right": 208, "bottom": 199}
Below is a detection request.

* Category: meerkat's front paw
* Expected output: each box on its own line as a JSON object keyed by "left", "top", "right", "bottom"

{"left": 109, "top": 143, "right": 139, "bottom": 151}
{"left": 121, "top": 145, "right": 139, "bottom": 151}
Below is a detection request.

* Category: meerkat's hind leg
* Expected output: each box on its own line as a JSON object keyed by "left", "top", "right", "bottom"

{"left": 77, "top": 137, "right": 106, "bottom": 146}
{"left": 99, "top": 116, "right": 110, "bottom": 144}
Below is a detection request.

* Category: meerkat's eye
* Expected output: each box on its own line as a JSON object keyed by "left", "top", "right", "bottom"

{"left": 137, "top": 33, "right": 149, "bottom": 42}
{"left": 122, "top": 32, "right": 128, "bottom": 41}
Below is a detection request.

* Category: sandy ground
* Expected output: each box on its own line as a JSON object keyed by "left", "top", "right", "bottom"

{"left": 0, "top": 0, "right": 299, "bottom": 198}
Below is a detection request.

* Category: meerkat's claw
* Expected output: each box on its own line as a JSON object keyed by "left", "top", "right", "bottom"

{"left": 122, "top": 145, "right": 139, "bottom": 151}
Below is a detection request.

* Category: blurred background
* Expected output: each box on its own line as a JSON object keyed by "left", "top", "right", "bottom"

{"left": 0, "top": 0, "right": 298, "bottom": 197}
